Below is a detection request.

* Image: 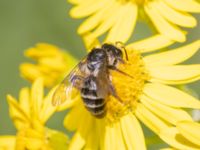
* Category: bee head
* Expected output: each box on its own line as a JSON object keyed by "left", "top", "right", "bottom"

{"left": 102, "top": 43, "right": 124, "bottom": 66}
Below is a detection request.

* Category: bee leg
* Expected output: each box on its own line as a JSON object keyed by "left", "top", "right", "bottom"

{"left": 108, "top": 80, "right": 124, "bottom": 104}
{"left": 108, "top": 65, "right": 134, "bottom": 79}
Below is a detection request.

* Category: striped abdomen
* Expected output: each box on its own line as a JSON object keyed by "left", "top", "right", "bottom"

{"left": 81, "top": 77, "right": 106, "bottom": 118}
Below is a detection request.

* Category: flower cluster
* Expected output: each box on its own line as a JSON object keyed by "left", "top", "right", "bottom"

{"left": 20, "top": 43, "right": 77, "bottom": 88}
{"left": 0, "top": 79, "right": 68, "bottom": 149}
{"left": 1, "top": 0, "right": 200, "bottom": 150}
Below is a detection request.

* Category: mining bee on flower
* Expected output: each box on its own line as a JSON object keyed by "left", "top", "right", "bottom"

{"left": 52, "top": 43, "right": 132, "bottom": 118}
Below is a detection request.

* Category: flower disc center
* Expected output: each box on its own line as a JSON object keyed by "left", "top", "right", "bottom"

{"left": 106, "top": 50, "right": 149, "bottom": 121}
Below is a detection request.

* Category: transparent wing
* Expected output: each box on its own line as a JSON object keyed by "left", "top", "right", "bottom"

{"left": 52, "top": 58, "right": 87, "bottom": 106}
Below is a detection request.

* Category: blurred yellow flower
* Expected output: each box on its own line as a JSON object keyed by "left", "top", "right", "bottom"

{"left": 0, "top": 78, "right": 68, "bottom": 150}
{"left": 57, "top": 40, "right": 200, "bottom": 149}
{"left": 20, "top": 43, "right": 77, "bottom": 88}
{"left": 69, "top": 0, "right": 200, "bottom": 43}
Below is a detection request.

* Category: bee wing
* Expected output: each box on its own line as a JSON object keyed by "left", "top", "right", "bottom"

{"left": 52, "top": 58, "right": 87, "bottom": 106}
{"left": 52, "top": 80, "right": 75, "bottom": 106}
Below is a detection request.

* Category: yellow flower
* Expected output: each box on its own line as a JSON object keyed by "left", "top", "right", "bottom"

{"left": 20, "top": 43, "right": 77, "bottom": 88}
{"left": 57, "top": 40, "right": 200, "bottom": 149}
{"left": 69, "top": 0, "right": 200, "bottom": 43}
{"left": 0, "top": 78, "right": 68, "bottom": 150}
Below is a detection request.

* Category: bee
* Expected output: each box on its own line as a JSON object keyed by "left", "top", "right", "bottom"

{"left": 52, "top": 43, "right": 130, "bottom": 118}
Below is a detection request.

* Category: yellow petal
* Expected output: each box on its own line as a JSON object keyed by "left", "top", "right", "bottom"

{"left": 104, "top": 125, "right": 118, "bottom": 150}
{"left": 140, "top": 95, "right": 192, "bottom": 125}
{"left": 135, "top": 103, "right": 169, "bottom": 134}
{"left": 68, "top": 113, "right": 93, "bottom": 150}
{"left": 145, "top": 2, "right": 185, "bottom": 42}
{"left": 95, "top": 118, "right": 106, "bottom": 150}
{"left": 56, "top": 94, "right": 80, "bottom": 111}
{"left": 31, "top": 78, "right": 44, "bottom": 117}
{"left": 70, "top": 0, "right": 108, "bottom": 18}
{"left": 127, "top": 34, "right": 174, "bottom": 53}
{"left": 20, "top": 64, "right": 55, "bottom": 87}
{"left": 159, "top": 127, "right": 200, "bottom": 150}
{"left": 150, "top": 77, "right": 200, "bottom": 85}
{"left": 84, "top": 121, "right": 99, "bottom": 150}
{"left": 68, "top": 0, "right": 83, "bottom": 4}
{"left": 105, "top": 2, "right": 138, "bottom": 43}
{"left": 82, "top": 33, "right": 101, "bottom": 51}
{"left": 120, "top": 114, "right": 146, "bottom": 150}
{"left": 69, "top": 132, "right": 85, "bottom": 150}
{"left": 24, "top": 44, "right": 59, "bottom": 59}
{"left": 25, "top": 128, "right": 44, "bottom": 139}
{"left": 103, "top": 121, "right": 129, "bottom": 150}
{"left": 114, "top": 122, "right": 126, "bottom": 150}
{"left": 143, "top": 83, "right": 200, "bottom": 108}
{"left": 25, "top": 138, "right": 44, "bottom": 150}
{"left": 0, "top": 136, "right": 16, "bottom": 150}
{"left": 91, "top": 3, "right": 120, "bottom": 38}
{"left": 163, "top": 0, "right": 200, "bottom": 13}
{"left": 148, "top": 65, "right": 200, "bottom": 84}
{"left": 177, "top": 121, "right": 200, "bottom": 146}
{"left": 20, "top": 63, "right": 43, "bottom": 81}
{"left": 153, "top": 1, "right": 197, "bottom": 27}
{"left": 39, "top": 57, "right": 66, "bottom": 70}
{"left": 63, "top": 51, "right": 78, "bottom": 68}
{"left": 47, "top": 129, "right": 69, "bottom": 150}
{"left": 19, "top": 87, "right": 30, "bottom": 118}
{"left": 64, "top": 102, "right": 86, "bottom": 131}
{"left": 7, "top": 95, "right": 30, "bottom": 129}
{"left": 77, "top": 4, "right": 110, "bottom": 34}
{"left": 143, "top": 40, "right": 200, "bottom": 66}
{"left": 39, "top": 87, "right": 56, "bottom": 123}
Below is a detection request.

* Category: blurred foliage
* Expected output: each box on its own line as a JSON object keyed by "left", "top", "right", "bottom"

{"left": 0, "top": 0, "right": 199, "bottom": 149}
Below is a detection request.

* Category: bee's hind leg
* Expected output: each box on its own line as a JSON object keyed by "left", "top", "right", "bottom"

{"left": 108, "top": 80, "right": 125, "bottom": 105}
{"left": 107, "top": 65, "right": 133, "bottom": 79}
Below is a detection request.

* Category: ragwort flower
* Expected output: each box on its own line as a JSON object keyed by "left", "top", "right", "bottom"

{"left": 0, "top": 78, "right": 68, "bottom": 150}
{"left": 57, "top": 40, "right": 200, "bottom": 149}
{"left": 20, "top": 43, "right": 77, "bottom": 88}
{"left": 69, "top": 0, "right": 200, "bottom": 43}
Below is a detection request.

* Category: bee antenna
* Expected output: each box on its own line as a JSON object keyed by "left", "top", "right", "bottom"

{"left": 122, "top": 46, "right": 128, "bottom": 61}
{"left": 115, "top": 41, "right": 129, "bottom": 61}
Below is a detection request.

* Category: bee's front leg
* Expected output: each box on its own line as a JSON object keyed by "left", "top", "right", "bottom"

{"left": 107, "top": 79, "right": 125, "bottom": 104}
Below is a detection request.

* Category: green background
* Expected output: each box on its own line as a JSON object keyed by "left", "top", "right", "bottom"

{"left": 0, "top": 0, "right": 200, "bottom": 149}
